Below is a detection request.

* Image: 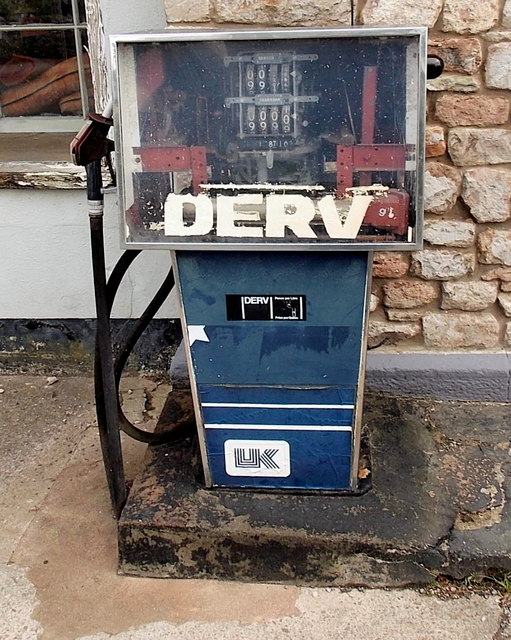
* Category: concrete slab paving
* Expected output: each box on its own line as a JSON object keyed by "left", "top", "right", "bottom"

{"left": 0, "top": 374, "right": 509, "bottom": 640}
{"left": 74, "top": 589, "right": 502, "bottom": 640}
{"left": 0, "top": 376, "right": 96, "bottom": 563}
{"left": 0, "top": 564, "right": 42, "bottom": 640}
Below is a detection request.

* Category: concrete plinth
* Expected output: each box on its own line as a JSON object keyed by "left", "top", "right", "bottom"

{"left": 118, "top": 391, "right": 511, "bottom": 586}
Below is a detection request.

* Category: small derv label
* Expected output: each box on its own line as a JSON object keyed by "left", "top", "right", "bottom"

{"left": 226, "top": 294, "right": 306, "bottom": 321}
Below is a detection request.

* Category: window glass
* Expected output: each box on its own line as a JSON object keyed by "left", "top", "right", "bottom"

{"left": 0, "top": 32, "right": 92, "bottom": 117}
{"left": 0, "top": 0, "right": 91, "bottom": 123}
{"left": 0, "top": 1, "right": 84, "bottom": 26}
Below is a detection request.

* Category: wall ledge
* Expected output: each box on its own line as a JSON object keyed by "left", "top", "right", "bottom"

{"left": 366, "top": 351, "right": 511, "bottom": 402}
{"left": 0, "top": 161, "right": 87, "bottom": 189}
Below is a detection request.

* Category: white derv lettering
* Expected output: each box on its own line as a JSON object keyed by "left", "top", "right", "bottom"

{"left": 243, "top": 296, "right": 270, "bottom": 304}
{"left": 265, "top": 195, "right": 317, "bottom": 239}
{"left": 216, "top": 194, "right": 263, "bottom": 238}
{"left": 164, "top": 193, "right": 213, "bottom": 236}
{"left": 318, "top": 194, "right": 373, "bottom": 239}
{"left": 163, "top": 192, "right": 376, "bottom": 240}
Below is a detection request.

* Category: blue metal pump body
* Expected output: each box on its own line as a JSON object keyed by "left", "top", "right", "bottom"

{"left": 176, "top": 250, "right": 369, "bottom": 491}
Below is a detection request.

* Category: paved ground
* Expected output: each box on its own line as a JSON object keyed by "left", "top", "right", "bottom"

{"left": 1, "top": 374, "right": 510, "bottom": 640}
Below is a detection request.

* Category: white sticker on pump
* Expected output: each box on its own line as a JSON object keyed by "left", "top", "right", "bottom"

{"left": 224, "top": 439, "right": 290, "bottom": 477}
{"left": 188, "top": 325, "right": 209, "bottom": 346}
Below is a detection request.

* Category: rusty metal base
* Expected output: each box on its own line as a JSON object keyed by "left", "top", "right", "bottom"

{"left": 118, "top": 390, "right": 511, "bottom": 586}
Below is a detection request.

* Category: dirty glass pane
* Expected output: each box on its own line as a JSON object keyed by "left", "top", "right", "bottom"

{"left": 0, "top": 0, "right": 84, "bottom": 25}
{"left": 116, "top": 32, "right": 424, "bottom": 249}
{"left": 0, "top": 30, "right": 91, "bottom": 117}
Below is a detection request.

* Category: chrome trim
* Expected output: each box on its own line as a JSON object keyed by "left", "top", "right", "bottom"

{"left": 171, "top": 251, "right": 212, "bottom": 487}
{"left": 110, "top": 26, "right": 428, "bottom": 44}
{"left": 349, "top": 251, "right": 373, "bottom": 490}
{"left": 120, "top": 240, "right": 420, "bottom": 252}
{"left": 415, "top": 28, "right": 427, "bottom": 251}
{"left": 110, "top": 39, "right": 129, "bottom": 252}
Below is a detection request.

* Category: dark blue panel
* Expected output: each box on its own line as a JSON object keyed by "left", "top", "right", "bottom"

{"left": 177, "top": 251, "right": 369, "bottom": 327}
{"left": 198, "top": 385, "right": 356, "bottom": 405}
{"left": 205, "top": 428, "right": 352, "bottom": 490}
{"left": 190, "top": 325, "right": 363, "bottom": 385}
{"left": 202, "top": 406, "right": 354, "bottom": 426}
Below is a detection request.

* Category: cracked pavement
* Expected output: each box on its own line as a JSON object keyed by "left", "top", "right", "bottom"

{"left": 1, "top": 374, "right": 511, "bottom": 639}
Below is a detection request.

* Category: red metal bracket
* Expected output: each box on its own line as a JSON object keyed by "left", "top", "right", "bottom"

{"left": 135, "top": 146, "right": 208, "bottom": 195}
{"left": 336, "top": 144, "right": 406, "bottom": 195}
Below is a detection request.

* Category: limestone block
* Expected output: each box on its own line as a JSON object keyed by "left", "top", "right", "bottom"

{"left": 424, "top": 162, "right": 462, "bottom": 214}
{"left": 427, "top": 74, "right": 480, "bottom": 93}
{"left": 502, "top": 282, "right": 511, "bottom": 292}
{"left": 478, "top": 229, "right": 511, "bottom": 266}
{"left": 164, "top": 0, "right": 211, "bottom": 22}
{"left": 214, "top": 0, "right": 351, "bottom": 25}
{"left": 481, "top": 267, "right": 511, "bottom": 282}
{"left": 504, "top": 0, "right": 511, "bottom": 28}
{"left": 505, "top": 321, "right": 511, "bottom": 346}
{"left": 498, "top": 293, "right": 511, "bottom": 316}
{"left": 359, "top": 0, "right": 442, "bottom": 26}
{"left": 410, "top": 249, "right": 475, "bottom": 280}
{"left": 428, "top": 38, "right": 482, "bottom": 74}
{"left": 486, "top": 43, "right": 511, "bottom": 89}
{"left": 442, "top": 0, "right": 499, "bottom": 34}
{"left": 423, "top": 220, "right": 475, "bottom": 247}
{"left": 423, "top": 312, "right": 500, "bottom": 348}
{"left": 370, "top": 293, "right": 380, "bottom": 312}
{"left": 462, "top": 168, "right": 511, "bottom": 223}
{"left": 441, "top": 281, "right": 499, "bottom": 311}
{"left": 426, "top": 125, "right": 446, "bottom": 158}
{"left": 367, "top": 320, "right": 421, "bottom": 349}
{"left": 483, "top": 31, "right": 511, "bottom": 43}
{"left": 448, "top": 128, "right": 511, "bottom": 166}
{"left": 386, "top": 309, "right": 425, "bottom": 321}
{"left": 383, "top": 280, "right": 438, "bottom": 309}
{"left": 482, "top": 31, "right": 511, "bottom": 42}
{"left": 372, "top": 252, "right": 409, "bottom": 278}
{"left": 435, "top": 95, "right": 509, "bottom": 127}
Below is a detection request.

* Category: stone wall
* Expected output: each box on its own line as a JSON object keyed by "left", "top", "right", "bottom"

{"left": 163, "top": 0, "right": 511, "bottom": 352}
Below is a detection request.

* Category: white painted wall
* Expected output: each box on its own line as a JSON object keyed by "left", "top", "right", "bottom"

{"left": 100, "top": 0, "right": 166, "bottom": 37}
{"left": 0, "top": 0, "right": 179, "bottom": 320}
{"left": 0, "top": 190, "right": 179, "bottom": 318}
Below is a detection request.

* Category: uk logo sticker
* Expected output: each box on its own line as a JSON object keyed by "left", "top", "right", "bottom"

{"left": 224, "top": 440, "right": 290, "bottom": 477}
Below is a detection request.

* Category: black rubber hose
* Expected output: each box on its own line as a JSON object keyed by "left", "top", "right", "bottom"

{"left": 86, "top": 160, "right": 103, "bottom": 201}
{"left": 95, "top": 250, "right": 193, "bottom": 444}
{"left": 114, "top": 265, "right": 192, "bottom": 444}
{"left": 88, "top": 168, "right": 127, "bottom": 515}
{"left": 113, "top": 266, "right": 175, "bottom": 378}
{"left": 106, "top": 250, "right": 141, "bottom": 312}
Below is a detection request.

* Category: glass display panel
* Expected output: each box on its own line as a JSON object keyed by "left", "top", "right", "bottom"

{"left": 114, "top": 29, "right": 425, "bottom": 250}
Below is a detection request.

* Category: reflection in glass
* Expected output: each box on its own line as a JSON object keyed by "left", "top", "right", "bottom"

{"left": 0, "top": 0, "right": 81, "bottom": 26}
{"left": 0, "top": 31, "right": 91, "bottom": 117}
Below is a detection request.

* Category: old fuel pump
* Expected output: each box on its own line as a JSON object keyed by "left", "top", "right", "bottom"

{"left": 105, "top": 27, "right": 429, "bottom": 497}
{"left": 110, "top": 27, "right": 428, "bottom": 493}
